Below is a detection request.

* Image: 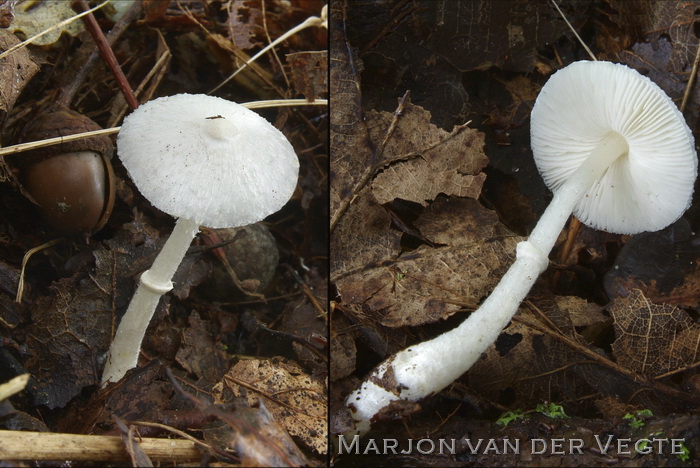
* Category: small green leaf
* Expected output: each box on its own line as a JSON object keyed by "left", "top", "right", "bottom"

{"left": 677, "top": 443, "right": 691, "bottom": 462}
{"left": 536, "top": 402, "right": 568, "bottom": 419}
{"left": 496, "top": 410, "right": 525, "bottom": 427}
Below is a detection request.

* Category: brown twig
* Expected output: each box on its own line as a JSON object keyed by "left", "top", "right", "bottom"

{"left": 71, "top": 0, "right": 139, "bottom": 110}
{"left": 681, "top": 42, "right": 700, "bottom": 113}
{"left": 58, "top": 0, "right": 142, "bottom": 107}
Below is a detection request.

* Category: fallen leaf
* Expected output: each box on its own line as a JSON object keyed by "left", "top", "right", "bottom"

{"left": 337, "top": 197, "right": 521, "bottom": 327}
{"left": 213, "top": 357, "right": 327, "bottom": 454}
{"left": 288, "top": 50, "right": 328, "bottom": 101}
{"left": 202, "top": 402, "right": 309, "bottom": 467}
{"left": 604, "top": 220, "right": 700, "bottom": 307}
{"left": 370, "top": 109, "right": 487, "bottom": 205}
{"left": 23, "top": 220, "right": 207, "bottom": 408}
{"left": 175, "top": 312, "right": 228, "bottom": 383}
{"left": 0, "top": 30, "right": 39, "bottom": 127}
{"left": 469, "top": 320, "right": 587, "bottom": 409}
{"left": 330, "top": 188, "right": 401, "bottom": 279}
{"left": 9, "top": 1, "right": 85, "bottom": 46}
{"left": 606, "top": 0, "right": 699, "bottom": 73}
{"left": 226, "top": 0, "right": 264, "bottom": 50}
{"left": 609, "top": 289, "right": 700, "bottom": 377}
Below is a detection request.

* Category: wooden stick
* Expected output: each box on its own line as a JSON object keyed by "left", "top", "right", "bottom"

{"left": 72, "top": 0, "right": 139, "bottom": 110}
{"left": 0, "top": 430, "right": 202, "bottom": 462}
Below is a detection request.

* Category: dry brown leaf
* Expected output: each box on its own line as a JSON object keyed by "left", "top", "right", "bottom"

{"left": 329, "top": 0, "right": 366, "bottom": 225}
{"left": 610, "top": 289, "right": 700, "bottom": 377}
{"left": 553, "top": 295, "right": 607, "bottom": 328}
{"left": 330, "top": 188, "right": 401, "bottom": 279}
{"left": 202, "top": 403, "right": 309, "bottom": 467}
{"left": 370, "top": 111, "right": 487, "bottom": 205}
{"left": 0, "top": 30, "right": 39, "bottom": 127}
{"left": 213, "top": 358, "right": 327, "bottom": 454}
{"left": 344, "top": 0, "right": 591, "bottom": 127}
{"left": 330, "top": 313, "right": 357, "bottom": 382}
{"left": 226, "top": 0, "right": 264, "bottom": 50}
{"left": 175, "top": 312, "right": 228, "bottom": 382}
{"left": 336, "top": 197, "right": 521, "bottom": 327}
{"left": 288, "top": 50, "right": 328, "bottom": 101}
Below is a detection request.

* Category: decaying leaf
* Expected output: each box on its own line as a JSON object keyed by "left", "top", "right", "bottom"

{"left": 213, "top": 358, "right": 327, "bottom": 454}
{"left": 24, "top": 271, "right": 113, "bottom": 409}
{"left": 225, "top": 0, "right": 264, "bottom": 50}
{"left": 330, "top": 313, "right": 356, "bottom": 382}
{"left": 469, "top": 320, "right": 589, "bottom": 409}
{"left": 552, "top": 295, "right": 608, "bottom": 327}
{"left": 175, "top": 311, "right": 228, "bottom": 383}
{"left": 0, "top": 30, "right": 39, "bottom": 128}
{"left": 288, "top": 50, "right": 328, "bottom": 101}
{"left": 9, "top": 1, "right": 85, "bottom": 46}
{"left": 606, "top": 0, "right": 699, "bottom": 73}
{"left": 610, "top": 289, "right": 700, "bottom": 377}
{"left": 370, "top": 109, "right": 487, "bottom": 205}
{"left": 22, "top": 220, "right": 208, "bottom": 409}
{"left": 330, "top": 188, "right": 401, "bottom": 278}
{"left": 337, "top": 197, "right": 520, "bottom": 327}
{"left": 202, "top": 402, "right": 309, "bottom": 467}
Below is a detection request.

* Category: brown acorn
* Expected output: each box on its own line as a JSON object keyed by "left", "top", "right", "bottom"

{"left": 16, "top": 105, "right": 115, "bottom": 235}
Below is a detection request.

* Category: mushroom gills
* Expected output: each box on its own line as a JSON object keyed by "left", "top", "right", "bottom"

{"left": 529, "top": 131, "right": 629, "bottom": 254}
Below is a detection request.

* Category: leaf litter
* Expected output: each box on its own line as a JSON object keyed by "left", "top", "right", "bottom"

{"left": 331, "top": 0, "right": 700, "bottom": 465}
{"left": 0, "top": 0, "right": 328, "bottom": 464}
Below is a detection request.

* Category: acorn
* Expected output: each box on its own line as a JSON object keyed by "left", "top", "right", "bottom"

{"left": 16, "top": 105, "right": 115, "bottom": 235}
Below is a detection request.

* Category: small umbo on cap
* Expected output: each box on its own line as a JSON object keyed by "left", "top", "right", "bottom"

{"left": 531, "top": 60, "right": 697, "bottom": 235}
{"left": 117, "top": 93, "right": 299, "bottom": 228}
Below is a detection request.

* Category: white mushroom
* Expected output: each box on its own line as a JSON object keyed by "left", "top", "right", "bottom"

{"left": 343, "top": 61, "right": 697, "bottom": 436}
{"left": 101, "top": 94, "right": 299, "bottom": 385}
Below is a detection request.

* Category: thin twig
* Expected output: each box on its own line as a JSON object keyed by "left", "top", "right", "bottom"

{"left": 680, "top": 43, "right": 700, "bottom": 112}
{"left": 0, "top": 374, "right": 29, "bottom": 401}
{"left": 72, "top": 0, "right": 139, "bottom": 110}
{"left": 550, "top": 0, "right": 596, "bottom": 61}
{"left": 261, "top": 0, "right": 290, "bottom": 88}
{"left": 58, "top": 0, "right": 142, "bottom": 107}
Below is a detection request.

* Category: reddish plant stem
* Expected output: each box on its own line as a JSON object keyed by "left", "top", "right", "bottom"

{"left": 72, "top": 0, "right": 139, "bottom": 110}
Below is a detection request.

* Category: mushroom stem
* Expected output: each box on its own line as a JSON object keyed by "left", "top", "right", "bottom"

{"left": 345, "top": 132, "right": 629, "bottom": 436}
{"left": 101, "top": 217, "right": 200, "bottom": 385}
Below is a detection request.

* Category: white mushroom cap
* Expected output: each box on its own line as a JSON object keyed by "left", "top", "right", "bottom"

{"left": 117, "top": 94, "right": 299, "bottom": 229}
{"left": 531, "top": 61, "right": 697, "bottom": 235}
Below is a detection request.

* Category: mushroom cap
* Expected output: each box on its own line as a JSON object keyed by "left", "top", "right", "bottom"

{"left": 531, "top": 61, "right": 697, "bottom": 235}
{"left": 117, "top": 94, "right": 299, "bottom": 229}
